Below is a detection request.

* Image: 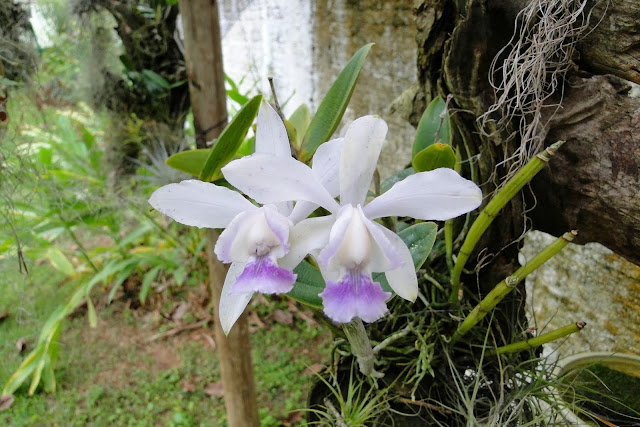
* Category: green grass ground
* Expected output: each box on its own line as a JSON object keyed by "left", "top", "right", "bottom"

{"left": 0, "top": 260, "right": 331, "bottom": 426}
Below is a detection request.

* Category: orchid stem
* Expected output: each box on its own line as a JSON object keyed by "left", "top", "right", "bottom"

{"left": 450, "top": 230, "right": 576, "bottom": 344}
{"left": 493, "top": 322, "right": 586, "bottom": 355}
{"left": 342, "top": 318, "right": 384, "bottom": 378}
{"left": 450, "top": 141, "right": 564, "bottom": 303}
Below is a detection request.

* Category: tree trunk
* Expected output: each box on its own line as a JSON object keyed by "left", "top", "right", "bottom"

{"left": 179, "top": 1, "right": 259, "bottom": 426}
{"left": 414, "top": 0, "right": 640, "bottom": 285}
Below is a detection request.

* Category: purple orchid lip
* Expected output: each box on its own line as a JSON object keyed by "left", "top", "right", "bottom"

{"left": 319, "top": 271, "right": 391, "bottom": 323}
{"left": 230, "top": 256, "right": 297, "bottom": 295}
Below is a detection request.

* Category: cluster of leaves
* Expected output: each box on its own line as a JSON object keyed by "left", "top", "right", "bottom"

{"left": 0, "top": 95, "right": 202, "bottom": 397}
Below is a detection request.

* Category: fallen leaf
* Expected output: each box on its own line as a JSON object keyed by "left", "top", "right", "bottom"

{"left": 302, "top": 363, "right": 325, "bottom": 376}
{"left": 172, "top": 302, "right": 189, "bottom": 322}
{"left": 0, "top": 395, "right": 14, "bottom": 411}
{"left": 281, "top": 410, "right": 304, "bottom": 426}
{"left": 272, "top": 309, "right": 293, "bottom": 325}
{"left": 15, "top": 338, "right": 27, "bottom": 354}
{"left": 181, "top": 379, "right": 196, "bottom": 393}
{"left": 204, "top": 381, "right": 224, "bottom": 398}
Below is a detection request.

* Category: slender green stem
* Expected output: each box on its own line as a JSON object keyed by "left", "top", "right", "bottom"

{"left": 493, "top": 322, "right": 586, "bottom": 355}
{"left": 62, "top": 220, "right": 98, "bottom": 272}
{"left": 450, "top": 141, "right": 564, "bottom": 302}
{"left": 342, "top": 318, "right": 384, "bottom": 378}
{"left": 445, "top": 219, "right": 454, "bottom": 275}
{"left": 450, "top": 230, "right": 576, "bottom": 344}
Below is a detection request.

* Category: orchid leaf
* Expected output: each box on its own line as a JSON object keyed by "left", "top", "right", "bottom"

{"left": 412, "top": 96, "right": 451, "bottom": 158}
{"left": 375, "top": 222, "right": 438, "bottom": 293}
{"left": 288, "top": 104, "right": 311, "bottom": 149}
{"left": 380, "top": 167, "right": 414, "bottom": 194}
{"left": 199, "top": 94, "right": 262, "bottom": 182}
{"left": 298, "top": 44, "right": 373, "bottom": 162}
{"left": 165, "top": 149, "right": 211, "bottom": 176}
{"left": 287, "top": 261, "right": 325, "bottom": 308}
{"left": 412, "top": 142, "right": 457, "bottom": 172}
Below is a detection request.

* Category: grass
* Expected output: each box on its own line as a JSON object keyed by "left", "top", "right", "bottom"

{"left": 0, "top": 260, "right": 332, "bottom": 426}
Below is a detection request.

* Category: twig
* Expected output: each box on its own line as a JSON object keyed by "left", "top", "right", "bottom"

{"left": 146, "top": 319, "right": 208, "bottom": 342}
{"left": 398, "top": 398, "right": 452, "bottom": 414}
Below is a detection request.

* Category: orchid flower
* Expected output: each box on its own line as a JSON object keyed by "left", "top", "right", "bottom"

{"left": 223, "top": 115, "right": 482, "bottom": 324}
{"left": 149, "top": 101, "right": 340, "bottom": 334}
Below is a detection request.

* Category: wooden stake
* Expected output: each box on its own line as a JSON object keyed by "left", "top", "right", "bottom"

{"left": 178, "top": 1, "right": 259, "bottom": 425}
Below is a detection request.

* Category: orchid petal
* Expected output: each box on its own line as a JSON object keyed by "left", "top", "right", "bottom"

{"left": 288, "top": 138, "right": 344, "bottom": 223}
{"left": 317, "top": 205, "right": 353, "bottom": 270}
{"left": 280, "top": 215, "right": 335, "bottom": 269}
{"left": 256, "top": 100, "right": 291, "bottom": 157}
{"left": 319, "top": 272, "right": 391, "bottom": 323}
{"left": 340, "top": 116, "right": 388, "bottom": 206}
{"left": 262, "top": 204, "right": 293, "bottom": 253}
{"left": 219, "top": 262, "right": 253, "bottom": 335}
{"left": 312, "top": 138, "right": 344, "bottom": 197}
{"left": 222, "top": 154, "right": 340, "bottom": 213}
{"left": 363, "top": 168, "right": 482, "bottom": 221}
{"left": 214, "top": 210, "right": 261, "bottom": 263}
{"left": 149, "top": 180, "right": 256, "bottom": 229}
{"left": 359, "top": 207, "right": 401, "bottom": 272}
{"left": 377, "top": 225, "right": 418, "bottom": 302}
{"left": 230, "top": 256, "right": 297, "bottom": 295}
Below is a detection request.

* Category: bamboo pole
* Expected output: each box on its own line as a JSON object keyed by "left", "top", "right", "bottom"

{"left": 178, "top": 1, "right": 259, "bottom": 425}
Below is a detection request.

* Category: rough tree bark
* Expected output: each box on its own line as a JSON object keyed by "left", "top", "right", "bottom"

{"left": 413, "top": 0, "right": 640, "bottom": 285}
{"left": 178, "top": 1, "right": 259, "bottom": 426}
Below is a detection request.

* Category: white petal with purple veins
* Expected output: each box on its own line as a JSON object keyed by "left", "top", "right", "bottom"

{"left": 149, "top": 180, "right": 256, "bottom": 229}
{"left": 340, "top": 116, "right": 388, "bottom": 206}
{"left": 363, "top": 168, "right": 482, "bottom": 221}
{"left": 222, "top": 154, "right": 340, "bottom": 213}
{"left": 319, "top": 272, "right": 391, "bottom": 323}
{"left": 219, "top": 262, "right": 253, "bottom": 335}
{"left": 230, "top": 256, "right": 297, "bottom": 295}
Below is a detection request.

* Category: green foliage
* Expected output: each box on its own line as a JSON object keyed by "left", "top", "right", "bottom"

{"left": 164, "top": 148, "right": 211, "bottom": 177}
{"left": 412, "top": 142, "right": 457, "bottom": 172}
{"left": 199, "top": 95, "right": 262, "bottom": 182}
{"left": 412, "top": 96, "right": 452, "bottom": 158}
{"left": 298, "top": 44, "right": 373, "bottom": 162}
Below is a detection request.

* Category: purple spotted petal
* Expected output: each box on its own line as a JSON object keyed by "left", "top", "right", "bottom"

{"left": 230, "top": 256, "right": 297, "bottom": 295}
{"left": 319, "top": 272, "right": 391, "bottom": 323}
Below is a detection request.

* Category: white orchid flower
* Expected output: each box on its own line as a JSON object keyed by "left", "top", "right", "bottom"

{"left": 223, "top": 115, "right": 482, "bottom": 324}
{"left": 149, "top": 101, "right": 340, "bottom": 334}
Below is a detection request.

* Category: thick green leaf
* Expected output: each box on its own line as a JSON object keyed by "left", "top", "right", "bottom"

{"left": 46, "top": 247, "right": 75, "bottom": 277}
{"left": 286, "top": 261, "right": 325, "bottom": 308}
{"left": 288, "top": 104, "right": 311, "bottom": 149}
{"left": 165, "top": 149, "right": 211, "bottom": 176}
{"left": 199, "top": 95, "right": 262, "bottom": 182}
{"left": 412, "top": 96, "right": 451, "bottom": 158}
{"left": 380, "top": 167, "right": 414, "bottom": 194}
{"left": 375, "top": 222, "right": 438, "bottom": 293}
{"left": 412, "top": 142, "right": 457, "bottom": 172}
{"left": 298, "top": 44, "right": 373, "bottom": 162}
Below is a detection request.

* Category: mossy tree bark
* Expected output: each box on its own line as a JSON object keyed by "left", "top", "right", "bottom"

{"left": 412, "top": 0, "right": 640, "bottom": 334}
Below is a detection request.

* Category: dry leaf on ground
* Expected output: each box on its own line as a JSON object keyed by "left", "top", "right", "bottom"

{"left": 0, "top": 395, "right": 14, "bottom": 412}
{"left": 204, "top": 381, "right": 224, "bottom": 398}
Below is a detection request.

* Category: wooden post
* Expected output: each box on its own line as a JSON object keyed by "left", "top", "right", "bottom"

{"left": 178, "top": 1, "right": 259, "bottom": 425}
